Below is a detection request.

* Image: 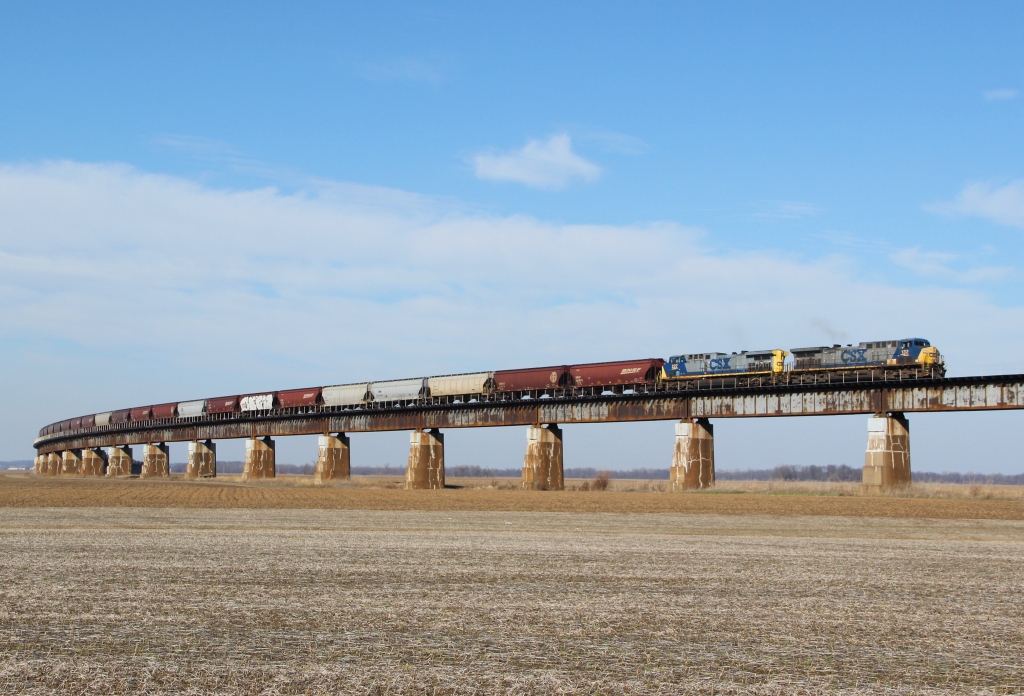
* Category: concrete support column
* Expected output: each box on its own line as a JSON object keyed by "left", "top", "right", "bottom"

{"left": 105, "top": 446, "right": 133, "bottom": 477}
{"left": 863, "top": 413, "right": 910, "bottom": 491}
{"left": 314, "top": 433, "right": 350, "bottom": 484}
{"left": 670, "top": 418, "right": 715, "bottom": 491}
{"left": 61, "top": 450, "right": 82, "bottom": 475}
{"left": 186, "top": 440, "right": 217, "bottom": 479}
{"left": 33, "top": 454, "right": 43, "bottom": 474}
{"left": 140, "top": 443, "right": 170, "bottom": 478}
{"left": 80, "top": 448, "right": 107, "bottom": 476}
{"left": 405, "top": 429, "right": 444, "bottom": 490}
{"left": 45, "top": 452, "right": 61, "bottom": 476}
{"left": 243, "top": 437, "right": 276, "bottom": 480}
{"left": 522, "top": 424, "right": 564, "bottom": 490}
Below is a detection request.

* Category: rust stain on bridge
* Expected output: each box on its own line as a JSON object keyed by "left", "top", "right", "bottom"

{"left": 34, "top": 377, "right": 1024, "bottom": 454}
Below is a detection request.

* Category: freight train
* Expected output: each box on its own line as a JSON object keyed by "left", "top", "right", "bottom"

{"left": 38, "top": 337, "right": 943, "bottom": 437}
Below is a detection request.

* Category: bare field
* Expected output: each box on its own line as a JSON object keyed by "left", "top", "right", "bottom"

{"left": 2, "top": 472, "right": 1023, "bottom": 520}
{"left": 1, "top": 508, "right": 1022, "bottom": 695}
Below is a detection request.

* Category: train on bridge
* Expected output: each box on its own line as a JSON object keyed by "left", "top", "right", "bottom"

{"left": 38, "top": 337, "right": 943, "bottom": 437}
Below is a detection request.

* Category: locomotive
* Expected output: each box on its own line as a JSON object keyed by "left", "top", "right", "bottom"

{"left": 663, "top": 338, "right": 942, "bottom": 380}
{"left": 38, "top": 337, "right": 943, "bottom": 437}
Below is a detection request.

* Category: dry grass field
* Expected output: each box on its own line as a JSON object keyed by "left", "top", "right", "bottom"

{"left": 2, "top": 472, "right": 1023, "bottom": 520}
{"left": 3, "top": 473, "right": 1023, "bottom": 693}
{"left": 1, "top": 507, "right": 1022, "bottom": 695}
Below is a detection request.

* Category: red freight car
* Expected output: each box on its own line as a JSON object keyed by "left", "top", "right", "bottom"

{"left": 277, "top": 388, "right": 322, "bottom": 408}
{"left": 130, "top": 406, "right": 152, "bottom": 421}
{"left": 151, "top": 403, "right": 177, "bottom": 419}
{"left": 111, "top": 410, "right": 130, "bottom": 424}
{"left": 82, "top": 415, "right": 95, "bottom": 428}
{"left": 206, "top": 396, "right": 240, "bottom": 414}
{"left": 69, "top": 417, "right": 82, "bottom": 429}
{"left": 568, "top": 359, "right": 665, "bottom": 388}
{"left": 493, "top": 366, "right": 569, "bottom": 392}
{"left": 59, "top": 420, "right": 71, "bottom": 432}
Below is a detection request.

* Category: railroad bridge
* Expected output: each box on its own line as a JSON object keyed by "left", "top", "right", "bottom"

{"left": 33, "top": 373, "right": 1024, "bottom": 491}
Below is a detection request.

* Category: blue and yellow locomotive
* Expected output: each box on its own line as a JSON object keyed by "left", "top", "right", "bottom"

{"left": 663, "top": 349, "right": 789, "bottom": 379}
{"left": 663, "top": 338, "right": 942, "bottom": 381}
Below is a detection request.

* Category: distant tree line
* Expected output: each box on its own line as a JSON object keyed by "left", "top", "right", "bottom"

{"left": 717, "top": 465, "right": 862, "bottom": 481}
{"left": 716, "top": 464, "right": 1024, "bottom": 485}
{"left": 8, "top": 460, "right": 1022, "bottom": 485}
{"left": 168, "top": 461, "right": 314, "bottom": 475}
{"left": 909, "top": 470, "right": 1024, "bottom": 485}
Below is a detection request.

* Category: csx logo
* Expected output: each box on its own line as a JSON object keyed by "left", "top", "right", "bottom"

{"left": 620, "top": 367, "right": 642, "bottom": 374}
{"left": 709, "top": 358, "right": 731, "bottom": 369}
{"left": 841, "top": 349, "right": 867, "bottom": 363}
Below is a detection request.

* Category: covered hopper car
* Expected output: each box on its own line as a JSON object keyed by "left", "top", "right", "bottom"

{"left": 493, "top": 366, "right": 568, "bottom": 392}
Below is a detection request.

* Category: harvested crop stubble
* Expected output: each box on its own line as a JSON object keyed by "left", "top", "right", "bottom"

{"left": 2, "top": 473, "right": 1023, "bottom": 519}
{"left": 0, "top": 508, "right": 1022, "bottom": 695}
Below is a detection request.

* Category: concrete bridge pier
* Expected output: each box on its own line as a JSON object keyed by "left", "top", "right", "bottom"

{"left": 670, "top": 419, "right": 715, "bottom": 491}
{"left": 406, "top": 429, "right": 444, "bottom": 489}
{"left": 863, "top": 413, "right": 910, "bottom": 491}
{"left": 522, "top": 424, "right": 563, "bottom": 490}
{"left": 186, "top": 440, "right": 217, "bottom": 479}
{"left": 33, "top": 454, "right": 43, "bottom": 474}
{"left": 314, "top": 433, "right": 350, "bottom": 484}
{"left": 140, "top": 443, "right": 170, "bottom": 478}
{"left": 80, "top": 448, "right": 106, "bottom": 476}
{"left": 243, "top": 437, "right": 276, "bottom": 479}
{"left": 105, "top": 446, "right": 133, "bottom": 477}
{"left": 61, "top": 450, "right": 82, "bottom": 475}
{"left": 45, "top": 452, "right": 61, "bottom": 476}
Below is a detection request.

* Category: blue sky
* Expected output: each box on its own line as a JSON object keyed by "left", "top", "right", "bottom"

{"left": 2, "top": 2, "right": 1023, "bottom": 471}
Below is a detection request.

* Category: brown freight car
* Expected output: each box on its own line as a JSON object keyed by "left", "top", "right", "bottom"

{"left": 111, "top": 410, "right": 130, "bottom": 424}
{"left": 69, "top": 417, "right": 82, "bottom": 430}
{"left": 129, "top": 406, "right": 152, "bottom": 421}
{"left": 206, "top": 396, "right": 240, "bottom": 414}
{"left": 151, "top": 403, "right": 177, "bottom": 419}
{"left": 493, "top": 366, "right": 569, "bottom": 392}
{"left": 568, "top": 358, "right": 665, "bottom": 388}
{"left": 277, "top": 388, "right": 321, "bottom": 408}
{"left": 82, "top": 414, "right": 95, "bottom": 428}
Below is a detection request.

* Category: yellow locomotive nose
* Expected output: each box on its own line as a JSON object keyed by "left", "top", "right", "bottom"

{"left": 771, "top": 349, "right": 789, "bottom": 373}
{"left": 917, "top": 346, "right": 940, "bottom": 365}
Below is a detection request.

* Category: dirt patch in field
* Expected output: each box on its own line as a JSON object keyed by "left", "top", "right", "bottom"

{"left": 2, "top": 473, "right": 1022, "bottom": 520}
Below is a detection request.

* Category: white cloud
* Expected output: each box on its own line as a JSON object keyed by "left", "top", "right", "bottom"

{"left": 3, "top": 161, "right": 1024, "bottom": 467}
{"left": 472, "top": 134, "right": 601, "bottom": 189}
{"left": 152, "top": 133, "right": 307, "bottom": 182}
{"left": 6, "top": 160, "right": 1024, "bottom": 470}
{"left": 751, "top": 201, "right": 823, "bottom": 219}
{"left": 983, "top": 88, "right": 1019, "bottom": 101}
{"left": 927, "top": 179, "right": 1024, "bottom": 229}
{"left": 889, "top": 247, "right": 1010, "bottom": 283}
{"left": 1, "top": 161, "right": 1020, "bottom": 375}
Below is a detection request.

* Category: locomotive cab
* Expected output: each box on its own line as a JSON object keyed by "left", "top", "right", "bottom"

{"left": 890, "top": 338, "right": 937, "bottom": 365}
